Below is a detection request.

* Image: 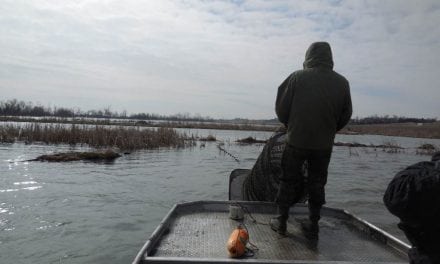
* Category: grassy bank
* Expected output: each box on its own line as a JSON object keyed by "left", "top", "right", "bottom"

{"left": 1, "top": 116, "right": 440, "bottom": 139}
{"left": 0, "top": 116, "right": 278, "bottom": 132}
{"left": 0, "top": 124, "right": 192, "bottom": 150}
{"left": 341, "top": 122, "right": 440, "bottom": 139}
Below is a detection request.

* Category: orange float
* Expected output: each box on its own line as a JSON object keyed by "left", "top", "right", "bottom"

{"left": 226, "top": 225, "right": 249, "bottom": 258}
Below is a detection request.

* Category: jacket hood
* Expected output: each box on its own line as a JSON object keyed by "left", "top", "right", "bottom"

{"left": 303, "top": 42, "right": 334, "bottom": 69}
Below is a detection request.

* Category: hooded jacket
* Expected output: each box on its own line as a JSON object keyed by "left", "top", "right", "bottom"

{"left": 275, "top": 42, "right": 352, "bottom": 149}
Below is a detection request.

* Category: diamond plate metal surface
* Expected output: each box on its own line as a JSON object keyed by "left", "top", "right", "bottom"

{"left": 151, "top": 209, "right": 406, "bottom": 262}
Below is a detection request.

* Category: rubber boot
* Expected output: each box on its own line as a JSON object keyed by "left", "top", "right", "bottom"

{"left": 270, "top": 206, "right": 289, "bottom": 235}
{"left": 300, "top": 204, "right": 320, "bottom": 239}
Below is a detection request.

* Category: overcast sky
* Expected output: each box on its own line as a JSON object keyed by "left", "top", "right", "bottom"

{"left": 1, "top": 0, "right": 439, "bottom": 119}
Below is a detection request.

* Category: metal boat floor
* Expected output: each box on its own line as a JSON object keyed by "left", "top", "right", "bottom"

{"left": 135, "top": 201, "right": 409, "bottom": 263}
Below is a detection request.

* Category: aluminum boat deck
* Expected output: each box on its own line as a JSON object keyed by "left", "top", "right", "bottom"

{"left": 133, "top": 201, "right": 409, "bottom": 263}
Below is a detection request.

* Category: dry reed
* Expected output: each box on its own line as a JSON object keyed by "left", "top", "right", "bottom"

{"left": 0, "top": 124, "right": 191, "bottom": 150}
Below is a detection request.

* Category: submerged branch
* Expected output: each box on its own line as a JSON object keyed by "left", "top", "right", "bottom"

{"left": 217, "top": 144, "right": 240, "bottom": 162}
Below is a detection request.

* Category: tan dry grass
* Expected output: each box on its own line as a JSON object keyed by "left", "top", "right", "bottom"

{"left": 341, "top": 122, "right": 440, "bottom": 139}
{"left": 0, "top": 124, "right": 191, "bottom": 150}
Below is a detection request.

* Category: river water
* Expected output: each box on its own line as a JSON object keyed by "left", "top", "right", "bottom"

{"left": 1, "top": 128, "right": 439, "bottom": 264}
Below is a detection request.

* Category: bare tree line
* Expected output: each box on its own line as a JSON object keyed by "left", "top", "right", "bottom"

{"left": 0, "top": 99, "right": 214, "bottom": 122}
{"left": 0, "top": 99, "right": 437, "bottom": 124}
{"left": 350, "top": 115, "right": 436, "bottom": 125}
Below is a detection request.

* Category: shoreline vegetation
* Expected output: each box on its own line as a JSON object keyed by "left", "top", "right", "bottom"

{"left": 1, "top": 115, "right": 439, "bottom": 139}
{"left": 0, "top": 123, "right": 437, "bottom": 161}
{"left": 0, "top": 99, "right": 437, "bottom": 160}
{"left": 1, "top": 122, "right": 437, "bottom": 150}
{"left": 0, "top": 116, "right": 278, "bottom": 132}
{"left": 0, "top": 99, "right": 438, "bottom": 139}
{"left": 340, "top": 123, "right": 440, "bottom": 140}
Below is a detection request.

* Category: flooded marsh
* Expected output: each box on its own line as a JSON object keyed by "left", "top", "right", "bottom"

{"left": 1, "top": 128, "right": 439, "bottom": 263}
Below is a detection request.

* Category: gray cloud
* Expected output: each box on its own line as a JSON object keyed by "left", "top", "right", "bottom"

{"left": 0, "top": 0, "right": 439, "bottom": 118}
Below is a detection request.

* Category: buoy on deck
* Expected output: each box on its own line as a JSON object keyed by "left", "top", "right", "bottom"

{"left": 226, "top": 225, "right": 249, "bottom": 258}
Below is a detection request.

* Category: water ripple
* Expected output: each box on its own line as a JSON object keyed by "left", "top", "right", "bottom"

{"left": 13, "top": 181, "right": 38, "bottom": 185}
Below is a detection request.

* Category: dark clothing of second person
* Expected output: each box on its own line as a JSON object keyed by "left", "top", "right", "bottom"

{"left": 383, "top": 153, "right": 440, "bottom": 264}
{"left": 274, "top": 42, "right": 352, "bottom": 218}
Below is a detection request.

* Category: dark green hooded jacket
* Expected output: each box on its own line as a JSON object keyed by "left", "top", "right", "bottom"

{"left": 275, "top": 42, "right": 352, "bottom": 149}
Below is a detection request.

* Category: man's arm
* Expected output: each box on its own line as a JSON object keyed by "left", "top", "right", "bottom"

{"left": 275, "top": 74, "right": 294, "bottom": 126}
{"left": 336, "top": 84, "right": 352, "bottom": 131}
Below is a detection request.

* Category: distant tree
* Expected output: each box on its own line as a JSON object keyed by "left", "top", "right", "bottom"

{"left": 54, "top": 107, "right": 74, "bottom": 117}
{"left": 103, "top": 106, "right": 112, "bottom": 118}
{"left": 30, "top": 106, "right": 47, "bottom": 116}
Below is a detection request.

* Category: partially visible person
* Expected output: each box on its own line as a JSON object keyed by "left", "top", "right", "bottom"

{"left": 271, "top": 42, "right": 352, "bottom": 236}
{"left": 383, "top": 152, "right": 440, "bottom": 264}
{"left": 242, "top": 129, "right": 286, "bottom": 201}
{"left": 240, "top": 127, "right": 307, "bottom": 203}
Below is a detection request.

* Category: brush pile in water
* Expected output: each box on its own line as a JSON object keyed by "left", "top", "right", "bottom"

{"left": 236, "top": 137, "right": 267, "bottom": 144}
{"left": 29, "top": 150, "right": 121, "bottom": 162}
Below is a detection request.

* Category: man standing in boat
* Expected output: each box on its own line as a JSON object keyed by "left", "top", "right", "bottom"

{"left": 271, "top": 42, "right": 352, "bottom": 237}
